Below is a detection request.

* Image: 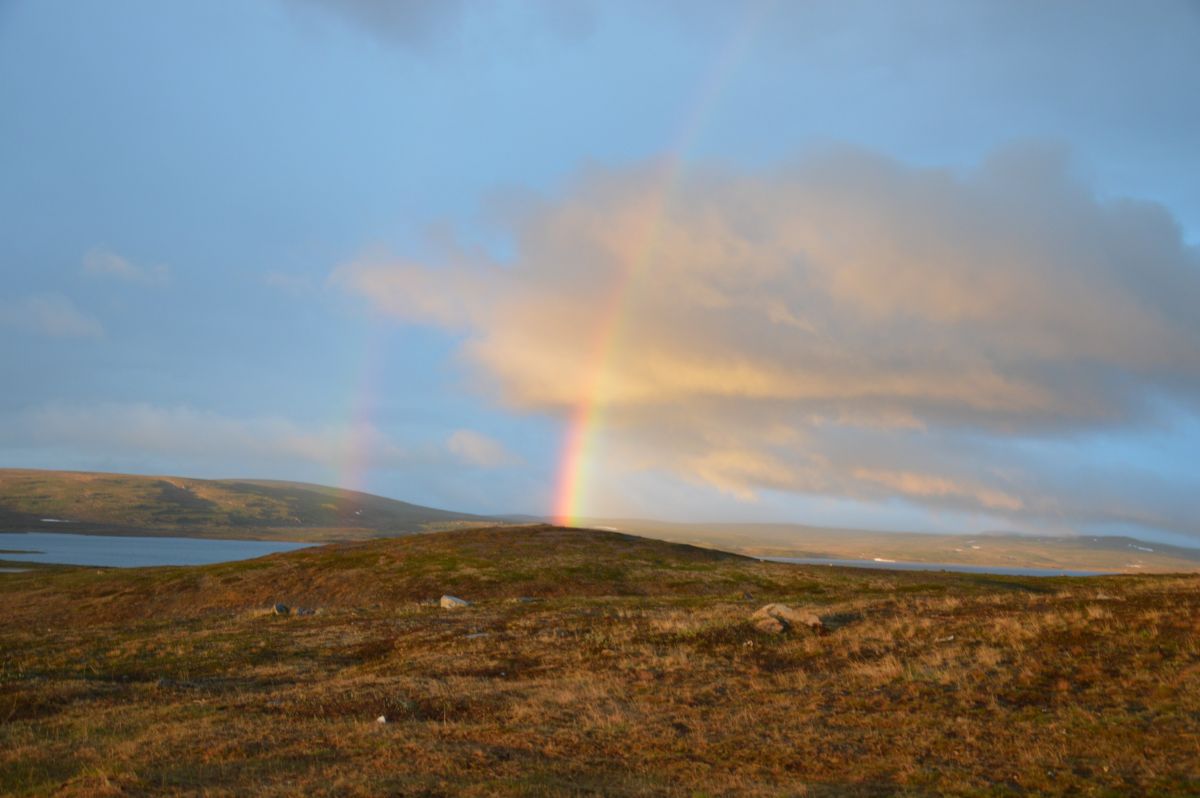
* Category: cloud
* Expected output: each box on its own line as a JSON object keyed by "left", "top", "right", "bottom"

{"left": 284, "top": 0, "right": 597, "bottom": 48}
{"left": 0, "top": 294, "right": 104, "bottom": 338}
{"left": 0, "top": 402, "right": 510, "bottom": 474}
{"left": 82, "top": 248, "right": 169, "bottom": 284}
{"left": 447, "top": 429, "right": 520, "bottom": 467}
{"left": 285, "top": 0, "right": 464, "bottom": 48}
{"left": 337, "top": 144, "right": 1200, "bottom": 537}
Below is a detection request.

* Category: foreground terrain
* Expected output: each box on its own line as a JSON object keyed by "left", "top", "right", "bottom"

{"left": 2, "top": 526, "right": 1199, "bottom": 796}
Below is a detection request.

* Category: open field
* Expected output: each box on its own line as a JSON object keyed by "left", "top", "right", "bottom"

{"left": 0, "top": 469, "right": 489, "bottom": 540}
{"left": 2, "top": 525, "right": 1198, "bottom": 796}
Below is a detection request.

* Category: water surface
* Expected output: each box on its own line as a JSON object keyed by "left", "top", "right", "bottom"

{"left": 0, "top": 532, "right": 313, "bottom": 568}
{"left": 764, "top": 556, "right": 1111, "bottom": 577}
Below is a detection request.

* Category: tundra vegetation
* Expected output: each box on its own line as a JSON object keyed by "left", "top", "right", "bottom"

{"left": 2, "top": 526, "right": 1198, "bottom": 796}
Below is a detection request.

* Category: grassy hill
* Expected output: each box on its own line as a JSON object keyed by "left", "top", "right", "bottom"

{"left": 0, "top": 468, "right": 489, "bottom": 540}
{"left": 2, "top": 525, "right": 1198, "bottom": 795}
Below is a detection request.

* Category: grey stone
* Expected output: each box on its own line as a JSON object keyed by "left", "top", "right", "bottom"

{"left": 273, "top": 603, "right": 290, "bottom": 616}
{"left": 440, "top": 594, "right": 471, "bottom": 609}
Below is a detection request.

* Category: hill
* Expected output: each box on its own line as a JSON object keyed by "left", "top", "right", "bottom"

{"left": 5, "top": 468, "right": 1198, "bottom": 572}
{"left": 2, "top": 525, "right": 1198, "bottom": 795}
{"left": 0, "top": 468, "right": 489, "bottom": 540}
{"left": 580, "top": 518, "right": 1200, "bottom": 574}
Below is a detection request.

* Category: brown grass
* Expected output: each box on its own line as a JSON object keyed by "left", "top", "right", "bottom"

{"left": 1, "top": 525, "right": 1198, "bottom": 796}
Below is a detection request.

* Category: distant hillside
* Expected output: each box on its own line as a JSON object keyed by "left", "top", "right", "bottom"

{"left": 6, "top": 469, "right": 1198, "bottom": 573}
{"left": 579, "top": 518, "right": 1200, "bottom": 574}
{"left": 0, "top": 469, "right": 491, "bottom": 540}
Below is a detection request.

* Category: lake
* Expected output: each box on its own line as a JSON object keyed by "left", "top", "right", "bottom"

{"left": 0, "top": 532, "right": 314, "bottom": 568}
{"left": 0, "top": 532, "right": 1116, "bottom": 576}
{"left": 763, "top": 556, "right": 1112, "bottom": 577}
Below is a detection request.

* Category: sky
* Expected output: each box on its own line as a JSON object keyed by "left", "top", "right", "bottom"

{"left": 2, "top": 0, "right": 1199, "bottom": 543}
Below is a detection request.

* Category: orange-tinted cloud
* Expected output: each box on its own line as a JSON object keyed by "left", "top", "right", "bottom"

{"left": 337, "top": 145, "right": 1200, "bottom": 532}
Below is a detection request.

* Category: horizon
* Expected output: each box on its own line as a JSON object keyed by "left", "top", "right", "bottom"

{"left": 10, "top": 464, "right": 1200, "bottom": 552}
{"left": 3, "top": 1, "right": 1199, "bottom": 545}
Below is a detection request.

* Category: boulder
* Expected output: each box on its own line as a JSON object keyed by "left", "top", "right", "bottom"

{"left": 440, "top": 595, "right": 471, "bottom": 609}
{"left": 753, "top": 615, "right": 787, "bottom": 634}
{"left": 273, "top": 603, "right": 290, "bottom": 616}
{"left": 751, "top": 603, "right": 824, "bottom": 634}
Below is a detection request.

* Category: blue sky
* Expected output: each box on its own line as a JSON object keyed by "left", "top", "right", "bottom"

{"left": 2, "top": 1, "right": 1198, "bottom": 542}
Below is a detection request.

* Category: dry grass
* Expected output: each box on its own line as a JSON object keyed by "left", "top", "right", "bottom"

{"left": 1, "top": 526, "right": 1198, "bottom": 796}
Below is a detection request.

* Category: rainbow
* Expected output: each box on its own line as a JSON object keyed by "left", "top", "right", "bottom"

{"left": 335, "top": 323, "right": 385, "bottom": 501}
{"left": 551, "top": 6, "right": 770, "bottom": 526}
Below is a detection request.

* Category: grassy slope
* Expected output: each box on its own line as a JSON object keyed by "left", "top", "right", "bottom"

{"left": 0, "top": 469, "right": 487, "bottom": 540}
{"left": 2, "top": 525, "right": 1198, "bottom": 796}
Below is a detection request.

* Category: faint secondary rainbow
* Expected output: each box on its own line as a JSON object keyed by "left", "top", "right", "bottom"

{"left": 335, "top": 323, "right": 386, "bottom": 502}
{"left": 551, "top": 6, "right": 771, "bottom": 526}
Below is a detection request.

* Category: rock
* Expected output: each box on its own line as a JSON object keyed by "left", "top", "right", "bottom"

{"left": 753, "top": 616, "right": 787, "bottom": 634}
{"left": 273, "top": 603, "right": 290, "bottom": 616}
{"left": 376, "top": 715, "right": 388, "bottom": 724}
{"left": 751, "top": 603, "right": 824, "bottom": 634}
{"left": 440, "top": 594, "right": 471, "bottom": 609}
{"left": 295, "top": 607, "right": 316, "bottom": 616}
